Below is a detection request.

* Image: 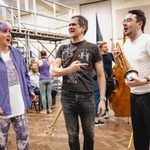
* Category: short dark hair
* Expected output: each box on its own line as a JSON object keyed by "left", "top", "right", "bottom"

{"left": 40, "top": 50, "right": 47, "bottom": 59}
{"left": 128, "top": 9, "right": 146, "bottom": 33}
{"left": 71, "top": 15, "right": 88, "bottom": 35}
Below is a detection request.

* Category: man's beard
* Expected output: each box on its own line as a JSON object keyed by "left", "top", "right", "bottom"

{"left": 32, "top": 69, "right": 38, "bottom": 74}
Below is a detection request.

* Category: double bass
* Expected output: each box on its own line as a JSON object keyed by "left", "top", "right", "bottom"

{"left": 109, "top": 41, "right": 131, "bottom": 117}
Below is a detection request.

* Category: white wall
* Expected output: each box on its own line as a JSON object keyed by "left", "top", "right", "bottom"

{"left": 80, "top": 0, "right": 112, "bottom": 50}
{"left": 80, "top": 1, "right": 112, "bottom": 43}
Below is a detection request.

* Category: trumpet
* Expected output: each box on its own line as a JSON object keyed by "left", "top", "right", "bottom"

{"left": 113, "top": 42, "right": 138, "bottom": 81}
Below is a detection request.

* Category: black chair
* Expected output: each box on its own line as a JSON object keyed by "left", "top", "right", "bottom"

{"left": 31, "top": 87, "right": 42, "bottom": 112}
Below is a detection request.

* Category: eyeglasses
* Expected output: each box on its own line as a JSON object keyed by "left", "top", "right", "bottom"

{"left": 122, "top": 18, "right": 137, "bottom": 24}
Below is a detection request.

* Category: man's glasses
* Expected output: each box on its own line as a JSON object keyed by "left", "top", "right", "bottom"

{"left": 122, "top": 18, "right": 137, "bottom": 24}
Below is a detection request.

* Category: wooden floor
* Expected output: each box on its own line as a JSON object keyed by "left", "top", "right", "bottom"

{"left": 8, "top": 96, "right": 134, "bottom": 150}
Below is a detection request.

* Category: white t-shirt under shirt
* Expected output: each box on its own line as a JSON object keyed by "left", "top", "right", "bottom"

{"left": 123, "top": 34, "right": 150, "bottom": 94}
{"left": 29, "top": 71, "right": 39, "bottom": 87}
{"left": 1, "top": 50, "right": 25, "bottom": 118}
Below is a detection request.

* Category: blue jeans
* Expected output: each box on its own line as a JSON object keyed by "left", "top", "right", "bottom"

{"left": 39, "top": 80, "right": 52, "bottom": 110}
{"left": 61, "top": 91, "right": 95, "bottom": 150}
{"left": 93, "top": 80, "right": 100, "bottom": 116}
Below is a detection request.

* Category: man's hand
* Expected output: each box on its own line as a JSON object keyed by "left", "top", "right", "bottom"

{"left": 125, "top": 76, "right": 147, "bottom": 87}
{"left": 98, "top": 99, "right": 106, "bottom": 116}
{"left": 0, "top": 107, "right": 4, "bottom": 115}
{"left": 69, "top": 60, "right": 88, "bottom": 73}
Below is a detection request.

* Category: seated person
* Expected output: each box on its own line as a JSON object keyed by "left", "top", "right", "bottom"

{"left": 29, "top": 61, "right": 40, "bottom": 95}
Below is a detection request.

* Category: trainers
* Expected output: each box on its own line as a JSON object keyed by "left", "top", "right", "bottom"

{"left": 95, "top": 120, "right": 104, "bottom": 126}
{"left": 104, "top": 111, "right": 109, "bottom": 119}
{"left": 40, "top": 110, "right": 47, "bottom": 114}
{"left": 48, "top": 109, "right": 52, "bottom": 114}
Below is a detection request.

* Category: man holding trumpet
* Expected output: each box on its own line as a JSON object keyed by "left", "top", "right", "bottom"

{"left": 122, "top": 9, "right": 150, "bottom": 150}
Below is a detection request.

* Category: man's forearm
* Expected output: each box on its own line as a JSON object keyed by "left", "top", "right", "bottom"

{"left": 52, "top": 67, "right": 71, "bottom": 77}
{"left": 97, "top": 76, "right": 106, "bottom": 99}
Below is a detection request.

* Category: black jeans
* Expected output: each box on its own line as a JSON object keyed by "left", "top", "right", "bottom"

{"left": 131, "top": 92, "right": 150, "bottom": 150}
{"left": 61, "top": 91, "right": 95, "bottom": 150}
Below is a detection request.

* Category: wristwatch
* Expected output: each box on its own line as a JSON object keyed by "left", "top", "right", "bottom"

{"left": 100, "top": 96, "right": 106, "bottom": 101}
{"left": 144, "top": 76, "right": 150, "bottom": 84}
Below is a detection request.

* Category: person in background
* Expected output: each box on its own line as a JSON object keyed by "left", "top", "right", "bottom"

{"left": 29, "top": 61, "right": 57, "bottom": 109}
{"left": 29, "top": 61, "right": 40, "bottom": 95}
{"left": 99, "top": 41, "right": 115, "bottom": 119}
{"left": 122, "top": 9, "right": 150, "bottom": 150}
{"left": 93, "top": 71, "right": 105, "bottom": 126}
{"left": 0, "top": 21, "right": 36, "bottom": 149}
{"left": 52, "top": 15, "right": 106, "bottom": 150}
{"left": 93, "top": 41, "right": 114, "bottom": 126}
{"left": 37, "top": 50, "right": 52, "bottom": 114}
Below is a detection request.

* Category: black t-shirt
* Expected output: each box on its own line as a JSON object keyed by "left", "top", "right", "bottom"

{"left": 102, "top": 53, "right": 114, "bottom": 77}
{"left": 56, "top": 40, "right": 102, "bottom": 93}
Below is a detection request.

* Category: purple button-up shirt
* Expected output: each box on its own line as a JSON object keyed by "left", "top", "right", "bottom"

{"left": 0, "top": 46, "right": 33, "bottom": 116}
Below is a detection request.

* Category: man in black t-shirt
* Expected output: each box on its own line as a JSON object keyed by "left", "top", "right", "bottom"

{"left": 52, "top": 15, "right": 106, "bottom": 150}
{"left": 99, "top": 42, "right": 115, "bottom": 119}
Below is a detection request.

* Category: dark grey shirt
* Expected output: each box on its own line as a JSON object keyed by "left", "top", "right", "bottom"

{"left": 56, "top": 40, "right": 102, "bottom": 93}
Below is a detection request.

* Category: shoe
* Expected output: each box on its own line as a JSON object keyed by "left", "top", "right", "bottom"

{"left": 40, "top": 110, "right": 47, "bottom": 114}
{"left": 95, "top": 120, "right": 104, "bottom": 126}
{"left": 48, "top": 109, "right": 52, "bottom": 114}
{"left": 104, "top": 111, "right": 109, "bottom": 119}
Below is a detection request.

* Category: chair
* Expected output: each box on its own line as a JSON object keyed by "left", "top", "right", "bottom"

{"left": 32, "top": 95, "right": 42, "bottom": 112}
{"left": 31, "top": 87, "right": 42, "bottom": 112}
